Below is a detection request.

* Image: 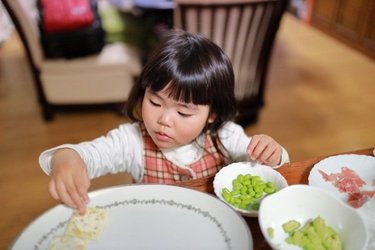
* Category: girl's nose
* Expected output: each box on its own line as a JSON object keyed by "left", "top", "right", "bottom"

{"left": 157, "top": 111, "right": 173, "bottom": 127}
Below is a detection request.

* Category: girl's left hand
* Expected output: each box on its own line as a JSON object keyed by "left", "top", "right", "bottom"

{"left": 247, "top": 134, "right": 282, "bottom": 166}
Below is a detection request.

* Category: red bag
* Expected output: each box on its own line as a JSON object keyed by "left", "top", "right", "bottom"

{"left": 40, "top": 0, "right": 95, "bottom": 32}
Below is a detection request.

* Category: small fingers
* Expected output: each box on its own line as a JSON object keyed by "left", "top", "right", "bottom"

{"left": 68, "top": 188, "right": 87, "bottom": 216}
{"left": 49, "top": 180, "right": 60, "bottom": 201}
{"left": 248, "top": 135, "right": 268, "bottom": 161}
{"left": 52, "top": 179, "right": 76, "bottom": 209}
{"left": 258, "top": 143, "right": 278, "bottom": 162}
{"left": 49, "top": 178, "right": 76, "bottom": 208}
{"left": 48, "top": 148, "right": 89, "bottom": 215}
{"left": 248, "top": 135, "right": 281, "bottom": 166}
{"left": 263, "top": 148, "right": 281, "bottom": 166}
{"left": 53, "top": 176, "right": 87, "bottom": 216}
{"left": 247, "top": 135, "right": 261, "bottom": 157}
{"left": 73, "top": 169, "right": 90, "bottom": 205}
{"left": 66, "top": 178, "right": 88, "bottom": 216}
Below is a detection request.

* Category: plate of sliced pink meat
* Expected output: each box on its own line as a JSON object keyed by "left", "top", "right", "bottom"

{"left": 308, "top": 154, "right": 375, "bottom": 209}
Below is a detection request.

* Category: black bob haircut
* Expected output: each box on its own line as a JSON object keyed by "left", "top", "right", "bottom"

{"left": 125, "top": 29, "right": 237, "bottom": 134}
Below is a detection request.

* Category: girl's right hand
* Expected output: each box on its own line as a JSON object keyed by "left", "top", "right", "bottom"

{"left": 48, "top": 148, "right": 90, "bottom": 215}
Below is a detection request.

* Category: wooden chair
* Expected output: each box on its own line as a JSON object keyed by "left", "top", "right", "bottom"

{"left": 174, "top": 0, "right": 287, "bottom": 125}
{"left": 1, "top": 0, "right": 142, "bottom": 121}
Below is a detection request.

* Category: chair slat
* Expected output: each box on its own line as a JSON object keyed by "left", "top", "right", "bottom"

{"left": 185, "top": 7, "right": 198, "bottom": 33}
{"left": 232, "top": 6, "right": 253, "bottom": 98}
{"left": 212, "top": 7, "right": 226, "bottom": 49}
{"left": 224, "top": 7, "right": 240, "bottom": 61}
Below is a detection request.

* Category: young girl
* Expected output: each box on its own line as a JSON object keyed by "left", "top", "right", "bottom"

{"left": 39, "top": 30, "right": 289, "bottom": 215}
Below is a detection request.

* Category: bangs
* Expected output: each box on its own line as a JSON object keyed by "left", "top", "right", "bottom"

{"left": 142, "top": 61, "right": 213, "bottom": 106}
{"left": 166, "top": 78, "right": 211, "bottom": 105}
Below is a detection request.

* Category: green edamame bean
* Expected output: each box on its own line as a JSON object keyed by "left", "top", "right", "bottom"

{"left": 237, "top": 174, "right": 244, "bottom": 182}
{"left": 221, "top": 172, "right": 279, "bottom": 211}
{"left": 264, "top": 186, "right": 276, "bottom": 194}
{"left": 230, "top": 189, "right": 240, "bottom": 196}
{"left": 254, "top": 185, "right": 263, "bottom": 192}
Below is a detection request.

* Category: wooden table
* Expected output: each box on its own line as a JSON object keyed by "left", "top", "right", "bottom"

{"left": 177, "top": 147, "right": 374, "bottom": 249}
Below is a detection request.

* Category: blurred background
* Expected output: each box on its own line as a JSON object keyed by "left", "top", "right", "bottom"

{"left": 0, "top": 0, "right": 374, "bottom": 248}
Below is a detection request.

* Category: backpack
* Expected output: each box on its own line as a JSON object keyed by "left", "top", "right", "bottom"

{"left": 38, "top": 0, "right": 105, "bottom": 59}
{"left": 39, "top": 0, "right": 95, "bottom": 32}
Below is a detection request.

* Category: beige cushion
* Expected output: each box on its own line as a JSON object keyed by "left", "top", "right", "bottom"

{"left": 42, "top": 42, "right": 141, "bottom": 76}
{"left": 41, "top": 43, "right": 141, "bottom": 104}
{"left": 41, "top": 68, "right": 136, "bottom": 104}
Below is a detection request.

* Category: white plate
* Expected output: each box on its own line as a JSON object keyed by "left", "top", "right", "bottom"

{"left": 11, "top": 184, "right": 252, "bottom": 250}
{"left": 308, "top": 154, "right": 375, "bottom": 208}
{"left": 213, "top": 162, "right": 288, "bottom": 217}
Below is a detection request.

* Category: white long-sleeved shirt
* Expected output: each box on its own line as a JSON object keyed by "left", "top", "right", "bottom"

{"left": 39, "top": 121, "right": 290, "bottom": 182}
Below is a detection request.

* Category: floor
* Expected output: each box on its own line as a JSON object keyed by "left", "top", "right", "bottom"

{"left": 0, "top": 14, "right": 374, "bottom": 249}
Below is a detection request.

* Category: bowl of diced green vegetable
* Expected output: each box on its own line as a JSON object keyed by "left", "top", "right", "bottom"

{"left": 258, "top": 185, "right": 368, "bottom": 250}
{"left": 213, "top": 162, "right": 288, "bottom": 217}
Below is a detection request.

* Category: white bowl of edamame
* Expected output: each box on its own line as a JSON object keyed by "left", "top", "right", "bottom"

{"left": 213, "top": 162, "right": 288, "bottom": 217}
{"left": 258, "top": 185, "right": 368, "bottom": 250}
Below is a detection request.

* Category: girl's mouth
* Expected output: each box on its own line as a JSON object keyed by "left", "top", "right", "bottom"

{"left": 155, "top": 132, "right": 171, "bottom": 142}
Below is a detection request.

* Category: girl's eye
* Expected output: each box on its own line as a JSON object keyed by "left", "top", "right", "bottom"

{"left": 149, "top": 99, "right": 161, "bottom": 107}
{"left": 178, "top": 112, "right": 192, "bottom": 117}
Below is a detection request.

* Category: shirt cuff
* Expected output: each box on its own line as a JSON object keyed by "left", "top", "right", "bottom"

{"left": 38, "top": 144, "right": 81, "bottom": 175}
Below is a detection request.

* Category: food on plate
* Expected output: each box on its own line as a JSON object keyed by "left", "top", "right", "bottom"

{"left": 65, "top": 207, "right": 107, "bottom": 240}
{"left": 47, "top": 207, "right": 107, "bottom": 249}
{"left": 319, "top": 166, "right": 375, "bottom": 208}
{"left": 48, "top": 235, "right": 87, "bottom": 250}
{"left": 221, "top": 173, "right": 277, "bottom": 210}
{"left": 282, "top": 220, "right": 301, "bottom": 233}
{"left": 283, "top": 216, "right": 342, "bottom": 250}
{"left": 267, "top": 227, "right": 274, "bottom": 239}
{"left": 48, "top": 207, "right": 107, "bottom": 250}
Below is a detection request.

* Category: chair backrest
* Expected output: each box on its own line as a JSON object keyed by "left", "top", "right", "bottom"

{"left": 1, "top": 0, "right": 44, "bottom": 69}
{"left": 174, "top": 0, "right": 287, "bottom": 101}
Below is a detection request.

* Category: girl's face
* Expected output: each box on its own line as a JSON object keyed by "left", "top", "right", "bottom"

{"left": 142, "top": 86, "right": 215, "bottom": 149}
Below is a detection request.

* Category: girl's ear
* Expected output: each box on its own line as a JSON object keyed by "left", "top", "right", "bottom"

{"left": 207, "top": 113, "right": 217, "bottom": 123}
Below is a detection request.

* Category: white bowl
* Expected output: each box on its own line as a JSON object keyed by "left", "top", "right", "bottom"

{"left": 213, "top": 162, "right": 288, "bottom": 217}
{"left": 258, "top": 185, "right": 368, "bottom": 250}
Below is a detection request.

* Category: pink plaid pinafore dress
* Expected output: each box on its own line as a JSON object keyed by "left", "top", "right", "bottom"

{"left": 139, "top": 123, "right": 226, "bottom": 184}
